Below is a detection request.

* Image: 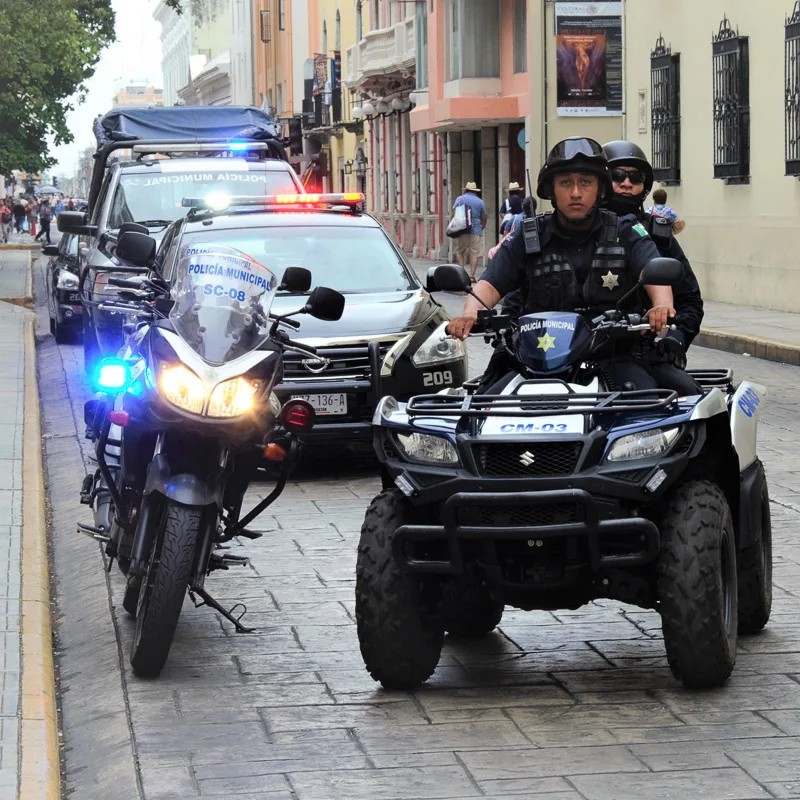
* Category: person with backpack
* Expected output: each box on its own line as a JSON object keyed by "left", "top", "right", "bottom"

{"left": 452, "top": 182, "right": 487, "bottom": 283}
{"left": 498, "top": 182, "right": 524, "bottom": 235}
{"left": 35, "top": 199, "right": 53, "bottom": 244}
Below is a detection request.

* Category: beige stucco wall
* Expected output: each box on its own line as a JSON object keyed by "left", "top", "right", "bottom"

{"left": 624, "top": 0, "right": 800, "bottom": 311}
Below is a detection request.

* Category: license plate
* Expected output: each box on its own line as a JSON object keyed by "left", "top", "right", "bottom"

{"left": 67, "top": 293, "right": 81, "bottom": 303}
{"left": 291, "top": 393, "right": 347, "bottom": 416}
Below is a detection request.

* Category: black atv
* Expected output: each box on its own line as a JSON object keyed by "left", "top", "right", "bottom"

{"left": 355, "top": 260, "right": 772, "bottom": 690}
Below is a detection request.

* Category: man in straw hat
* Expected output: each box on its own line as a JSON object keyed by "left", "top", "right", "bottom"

{"left": 499, "top": 181, "right": 524, "bottom": 234}
{"left": 452, "top": 181, "right": 487, "bottom": 282}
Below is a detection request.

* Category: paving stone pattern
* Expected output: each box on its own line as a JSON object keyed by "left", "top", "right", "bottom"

{"left": 35, "top": 255, "right": 800, "bottom": 799}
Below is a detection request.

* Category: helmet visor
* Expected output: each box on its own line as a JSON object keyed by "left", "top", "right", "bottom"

{"left": 550, "top": 138, "right": 605, "bottom": 161}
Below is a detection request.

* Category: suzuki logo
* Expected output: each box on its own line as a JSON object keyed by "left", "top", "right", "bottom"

{"left": 519, "top": 451, "right": 536, "bottom": 467}
{"left": 302, "top": 357, "right": 331, "bottom": 374}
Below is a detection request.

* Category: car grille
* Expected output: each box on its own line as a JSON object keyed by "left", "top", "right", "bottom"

{"left": 456, "top": 503, "right": 580, "bottom": 528}
{"left": 281, "top": 341, "right": 395, "bottom": 383}
{"left": 475, "top": 442, "right": 582, "bottom": 476}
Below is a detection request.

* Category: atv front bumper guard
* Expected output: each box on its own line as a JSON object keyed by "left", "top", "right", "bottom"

{"left": 393, "top": 489, "right": 659, "bottom": 578}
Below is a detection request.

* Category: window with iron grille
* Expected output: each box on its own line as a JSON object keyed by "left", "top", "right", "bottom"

{"left": 786, "top": 2, "right": 800, "bottom": 176}
{"left": 650, "top": 36, "right": 680, "bottom": 185}
{"left": 712, "top": 16, "right": 750, "bottom": 183}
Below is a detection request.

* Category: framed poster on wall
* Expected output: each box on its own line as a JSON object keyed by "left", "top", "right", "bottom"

{"left": 555, "top": 2, "right": 623, "bottom": 116}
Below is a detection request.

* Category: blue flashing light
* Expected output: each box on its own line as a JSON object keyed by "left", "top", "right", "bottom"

{"left": 126, "top": 379, "right": 144, "bottom": 397}
{"left": 95, "top": 359, "right": 130, "bottom": 391}
{"left": 229, "top": 142, "right": 249, "bottom": 152}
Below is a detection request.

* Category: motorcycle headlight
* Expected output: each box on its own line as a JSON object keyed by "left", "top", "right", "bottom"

{"left": 412, "top": 322, "right": 466, "bottom": 367}
{"left": 57, "top": 270, "right": 79, "bottom": 290}
{"left": 208, "top": 377, "right": 259, "bottom": 418}
{"left": 158, "top": 364, "right": 206, "bottom": 414}
{"left": 396, "top": 432, "right": 459, "bottom": 465}
{"left": 606, "top": 427, "right": 680, "bottom": 463}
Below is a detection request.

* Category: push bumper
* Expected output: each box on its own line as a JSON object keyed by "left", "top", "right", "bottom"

{"left": 394, "top": 489, "right": 659, "bottom": 581}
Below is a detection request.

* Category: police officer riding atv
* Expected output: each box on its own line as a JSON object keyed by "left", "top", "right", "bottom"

{"left": 354, "top": 139, "right": 773, "bottom": 692}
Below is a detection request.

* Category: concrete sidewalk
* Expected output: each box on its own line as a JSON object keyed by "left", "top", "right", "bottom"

{"left": 409, "top": 258, "right": 800, "bottom": 367}
{"left": 0, "top": 247, "right": 59, "bottom": 799}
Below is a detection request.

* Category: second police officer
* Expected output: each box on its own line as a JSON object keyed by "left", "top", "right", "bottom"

{"left": 448, "top": 136, "right": 679, "bottom": 393}
{"left": 602, "top": 140, "right": 703, "bottom": 395}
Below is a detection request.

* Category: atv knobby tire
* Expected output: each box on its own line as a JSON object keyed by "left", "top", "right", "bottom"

{"left": 657, "top": 480, "right": 737, "bottom": 689}
{"left": 443, "top": 579, "right": 504, "bottom": 639}
{"left": 355, "top": 489, "right": 444, "bottom": 689}
{"left": 738, "top": 481, "right": 773, "bottom": 633}
{"left": 130, "top": 502, "right": 200, "bottom": 677}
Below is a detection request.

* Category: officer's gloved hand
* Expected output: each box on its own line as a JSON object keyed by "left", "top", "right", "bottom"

{"left": 656, "top": 330, "right": 687, "bottom": 370}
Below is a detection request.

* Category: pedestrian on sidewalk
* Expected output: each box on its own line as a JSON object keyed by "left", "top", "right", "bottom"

{"left": 453, "top": 182, "right": 487, "bottom": 283}
{"left": 498, "top": 182, "right": 524, "bottom": 235}
{"left": 646, "top": 188, "right": 686, "bottom": 234}
{"left": 54, "top": 197, "right": 64, "bottom": 216}
{"left": 12, "top": 198, "right": 26, "bottom": 233}
{"left": 1, "top": 200, "right": 12, "bottom": 243}
{"left": 26, "top": 198, "right": 38, "bottom": 238}
{"left": 35, "top": 199, "right": 52, "bottom": 245}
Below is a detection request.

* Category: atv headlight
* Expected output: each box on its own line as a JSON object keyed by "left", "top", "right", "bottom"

{"left": 158, "top": 364, "right": 206, "bottom": 414}
{"left": 412, "top": 322, "right": 466, "bottom": 367}
{"left": 606, "top": 427, "right": 680, "bottom": 463}
{"left": 396, "top": 432, "right": 459, "bottom": 465}
{"left": 57, "top": 270, "right": 79, "bottom": 290}
{"left": 208, "top": 377, "right": 259, "bottom": 418}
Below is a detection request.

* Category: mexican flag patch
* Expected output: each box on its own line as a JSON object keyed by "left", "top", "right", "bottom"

{"left": 632, "top": 223, "right": 648, "bottom": 238}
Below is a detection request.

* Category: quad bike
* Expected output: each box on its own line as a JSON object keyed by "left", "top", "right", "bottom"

{"left": 355, "top": 259, "right": 772, "bottom": 690}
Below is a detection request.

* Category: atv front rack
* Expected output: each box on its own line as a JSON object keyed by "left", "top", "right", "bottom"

{"left": 406, "top": 383, "right": 678, "bottom": 419}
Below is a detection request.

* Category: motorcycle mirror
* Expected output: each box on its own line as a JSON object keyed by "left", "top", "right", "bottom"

{"left": 117, "top": 222, "right": 150, "bottom": 236}
{"left": 115, "top": 231, "right": 156, "bottom": 268}
{"left": 640, "top": 257, "right": 684, "bottom": 287}
{"left": 279, "top": 266, "right": 312, "bottom": 293}
{"left": 303, "top": 286, "right": 345, "bottom": 322}
{"left": 427, "top": 263, "right": 471, "bottom": 293}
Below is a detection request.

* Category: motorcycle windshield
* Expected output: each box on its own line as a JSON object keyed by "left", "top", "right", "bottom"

{"left": 169, "top": 244, "right": 278, "bottom": 365}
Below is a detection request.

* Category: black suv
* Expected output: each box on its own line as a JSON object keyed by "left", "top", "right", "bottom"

{"left": 155, "top": 193, "right": 469, "bottom": 452}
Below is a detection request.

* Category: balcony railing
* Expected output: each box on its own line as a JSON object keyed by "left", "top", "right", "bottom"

{"left": 345, "top": 18, "right": 415, "bottom": 88}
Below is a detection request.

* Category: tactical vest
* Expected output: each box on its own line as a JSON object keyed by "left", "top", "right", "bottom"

{"left": 522, "top": 209, "right": 634, "bottom": 315}
{"left": 645, "top": 213, "right": 673, "bottom": 255}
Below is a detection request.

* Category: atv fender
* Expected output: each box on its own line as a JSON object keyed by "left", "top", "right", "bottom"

{"left": 143, "top": 454, "right": 223, "bottom": 507}
{"left": 730, "top": 381, "right": 767, "bottom": 471}
{"left": 739, "top": 458, "right": 768, "bottom": 550}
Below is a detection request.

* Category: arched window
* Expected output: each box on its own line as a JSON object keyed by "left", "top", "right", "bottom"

{"left": 335, "top": 9, "right": 341, "bottom": 51}
{"left": 322, "top": 19, "right": 328, "bottom": 54}
{"left": 356, "top": 0, "right": 363, "bottom": 41}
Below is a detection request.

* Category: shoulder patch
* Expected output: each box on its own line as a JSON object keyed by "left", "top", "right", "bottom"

{"left": 632, "top": 222, "right": 648, "bottom": 238}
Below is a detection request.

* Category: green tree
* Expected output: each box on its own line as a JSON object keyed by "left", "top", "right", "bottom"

{"left": 0, "top": 0, "right": 115, "bottom": 177}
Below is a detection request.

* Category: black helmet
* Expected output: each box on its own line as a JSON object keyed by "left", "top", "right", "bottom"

{"left": 537, "top": 137, "right": 612, "bottom": 202}
{"left": 602, "top": 140, "right": 654, "bottom": 196}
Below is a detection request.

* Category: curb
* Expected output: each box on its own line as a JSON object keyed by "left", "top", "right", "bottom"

{"left": 0, "top": 243, "right": 41, "bottom": 251}
{"left": 19, "top": 317, "right": 61, "bottom": 799}
{"left": 695, "top": 327, "right": 800, "bottom": 367}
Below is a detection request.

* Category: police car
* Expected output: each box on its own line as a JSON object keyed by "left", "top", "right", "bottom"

{"left": 159, "top": 192, "right": 469, "bottom": 453}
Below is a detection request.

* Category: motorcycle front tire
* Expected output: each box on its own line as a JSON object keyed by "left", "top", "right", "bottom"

{"left": 130, "top": 501, "right": 201, "bottom": 677}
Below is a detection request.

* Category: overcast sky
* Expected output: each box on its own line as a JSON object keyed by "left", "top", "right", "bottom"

{"left": 51, "top": 0, "right": 164, "bottom": 177}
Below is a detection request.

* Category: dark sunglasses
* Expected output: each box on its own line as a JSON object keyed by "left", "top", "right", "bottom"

{"left": 611, "top": 167, "right": 646, "bottom": 184}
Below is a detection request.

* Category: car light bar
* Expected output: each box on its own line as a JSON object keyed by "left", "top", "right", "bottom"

{"left": 182, "top": 193, "right": 365, "bottom": 210}
{"left": 133, "top": 142, "right": 269, "bottom": 154}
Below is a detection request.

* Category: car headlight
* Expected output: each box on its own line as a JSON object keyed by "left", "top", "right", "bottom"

{"left": 412, "top": 322, "right": 465, "bottom": 367}
{"left": 396, "top": 432, "right": 459, "bottom": 465}
{"left": 57, "top": 270, "right": 79, "bottom": 290}
{"left": 208, "top": 377, "right": 259, "bottom": 418}
{"left": 158, "top": 364, "right": 206, "bottom": 414}
{"left": 606, "top": 427, "right": 680, "bottom": 463}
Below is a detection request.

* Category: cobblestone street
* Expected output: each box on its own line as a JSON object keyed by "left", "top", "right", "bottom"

{"left": 32, "top": 251, "right": 800, "bottom": 800}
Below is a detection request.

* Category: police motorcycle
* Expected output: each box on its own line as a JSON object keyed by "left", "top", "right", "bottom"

{"left": 356, "top": 259, "right": 772, "bottom": 691}
{"left": 79, "top": 230, "right": 345, "bottom": 677}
